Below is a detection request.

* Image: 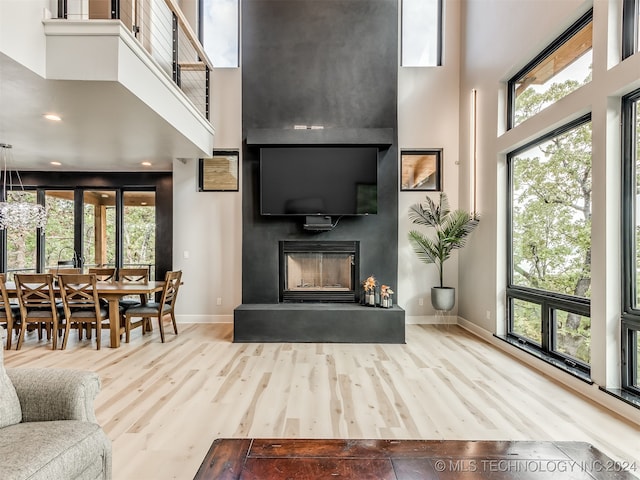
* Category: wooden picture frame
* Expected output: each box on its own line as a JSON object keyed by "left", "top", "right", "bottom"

{"left": 400, "top": 149, "right": 442, "bottom": 191}
{"left": 198, "top": 151, "right": 239, "bottom": 192}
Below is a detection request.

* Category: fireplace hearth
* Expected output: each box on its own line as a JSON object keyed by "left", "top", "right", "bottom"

{"left": 279, "top": 241, "right": 358, "bottom": 302}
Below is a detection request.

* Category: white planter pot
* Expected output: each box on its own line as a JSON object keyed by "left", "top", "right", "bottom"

{"left": 431, "top": 287, "right": 455, "bottom": 311}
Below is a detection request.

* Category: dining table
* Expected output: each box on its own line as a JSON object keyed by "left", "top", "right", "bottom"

{"left": 5, "top": 280, "right": 166, "bottom": 348}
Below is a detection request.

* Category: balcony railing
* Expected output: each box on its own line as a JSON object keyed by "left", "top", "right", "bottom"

{"left": 52, "top": 0, "right": 211, "bottom": 121}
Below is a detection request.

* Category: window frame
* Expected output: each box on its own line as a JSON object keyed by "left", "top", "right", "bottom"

{"left": 507, "top": 9, "right": 593, "bottom": 130}
{"left": 506, "top": 113, "right": 593, "bottom": 378}
{"left": 621, "top": 87, "right": 640, "bottom": 395}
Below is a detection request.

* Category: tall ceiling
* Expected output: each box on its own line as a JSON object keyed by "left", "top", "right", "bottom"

{"left": 0, "top": 52, "right": 206, "bottom": 172}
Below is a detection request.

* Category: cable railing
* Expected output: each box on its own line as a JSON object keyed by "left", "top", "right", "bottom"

{"left": 51, "top": 0, "right": 211, "bottom": 121}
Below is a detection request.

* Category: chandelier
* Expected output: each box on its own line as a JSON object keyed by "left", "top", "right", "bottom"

{"left": 0, "top": 143, "right": 47, "bottom": 231}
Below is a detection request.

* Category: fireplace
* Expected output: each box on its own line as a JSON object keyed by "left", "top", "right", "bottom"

{"left": 279, "top": 241, "right": 359, "bottom": 302}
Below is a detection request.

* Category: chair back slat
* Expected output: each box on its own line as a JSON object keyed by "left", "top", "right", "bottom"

{"left": 59, "top": 274, "right": 100, "bottom": 309}
{"left": 15, "top": 274, "right": 57, "bottom": 308}
{"left": 160, "top": 270, "right": 182, "bottom": 307}
{"left": 118, "top": 267, "right": 149, "bottom": 283}
{"left": 88, "top": 267, "right": 116, "bottom": 282}
{"left": 0, "top": 273, "right": 14, "bottom": 317}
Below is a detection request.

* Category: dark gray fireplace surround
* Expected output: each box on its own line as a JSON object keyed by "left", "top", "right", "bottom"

{"left": 234, "top": 0, "right": 405, "bottom": 343}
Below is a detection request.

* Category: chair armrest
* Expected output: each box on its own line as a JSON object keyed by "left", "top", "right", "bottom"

{"left": 5, "top": 368, "right": 100, "bottom": 423}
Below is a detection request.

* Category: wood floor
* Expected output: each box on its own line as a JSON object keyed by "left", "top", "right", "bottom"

{"left": 3, "top": 323, "right": 640, "bottom": 479}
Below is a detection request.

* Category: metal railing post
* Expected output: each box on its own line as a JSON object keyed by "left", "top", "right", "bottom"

{"left": 205, "top": 65, "right": 210, "bottom": 120}
{"left": 111, "top": 0, "right": 120, "bottom": 19}
{"left": 58, "top": 0, "right": 67, "bottom": 19}
{"left": 172, "top": 12, "right": 180, "bottom": 85}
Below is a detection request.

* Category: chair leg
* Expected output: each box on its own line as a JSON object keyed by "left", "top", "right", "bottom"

{"left": 158, "top": 314, "right": 165, "bottom": 343}
{"left": 95, "top": 322, "right": 101, "bottom": 350}
{"left": 51, "top": 320, "right": 57, "bottom": 350}
{"left": 170, "top": 312, "right": 178, "bottom": 335}
{"left": 61, "top": 319, "right": 71, "bottom": 350}
{"left": 5, "top": 320, "right": 12, "bottom": 350}
{"left": 16, "top": 321, "right": 27, "bottom": 350}
{"left": 125, "top": 315, "right": 131, "bottom": 343}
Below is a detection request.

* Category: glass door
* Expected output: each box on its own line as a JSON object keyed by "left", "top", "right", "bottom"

{"left": 83, "top": 190, "right": 116, "bottom": 269}
{"left": 123, "top": 190, "right": 156, "bottom": 279}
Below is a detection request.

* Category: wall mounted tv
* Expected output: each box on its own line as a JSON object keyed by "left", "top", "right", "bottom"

{"left": 260, "top": 146, "right": 378, "bottom": 216}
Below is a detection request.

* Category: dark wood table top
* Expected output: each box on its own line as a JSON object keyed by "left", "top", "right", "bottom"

{"left": 193, "top": 438, "right": 639, "bottom": 479}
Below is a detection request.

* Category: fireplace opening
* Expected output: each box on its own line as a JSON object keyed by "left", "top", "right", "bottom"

{"left": 279, "top": 241, "right": 359, "bottom": 302}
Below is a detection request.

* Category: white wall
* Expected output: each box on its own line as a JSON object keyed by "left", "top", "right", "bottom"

{"left": 173, "top": 67, "right": 242, "bottom": 322}
{"left": 397, "top": 0, "right": 461, "bottom": 322}
{"left": 0, "top": 0, "right": 48, "bottom": 76}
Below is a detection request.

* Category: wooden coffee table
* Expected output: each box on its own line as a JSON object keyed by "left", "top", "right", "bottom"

{"left": 193, "top": 438, "right": 638, "bottom": 479}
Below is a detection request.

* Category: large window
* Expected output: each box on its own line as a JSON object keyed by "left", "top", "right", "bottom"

{"left": 508, "top": 10, "right": 592, "bottom": 129}
{"left": 1, "top": 172, "right": 172, "bottom": 282}
{"left": 507, "top": 115, "right": 592, "bottom": 375}
{"left": 622, "top": 88, "right": 640, "bottom": 395}
{"left": 201, "top": 0, "right": 239, "bottom": 68}
{"left": 401, "top": 0, "right": 442, "bottom": 67}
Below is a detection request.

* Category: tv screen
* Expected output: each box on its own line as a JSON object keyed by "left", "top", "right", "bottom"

{"left": 260, "top": 147, "right": 378, "bottom": 216}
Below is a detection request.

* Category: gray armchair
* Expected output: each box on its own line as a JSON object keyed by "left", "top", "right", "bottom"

{"left": 0, "top": 341, "right": 112, "bottom": 480}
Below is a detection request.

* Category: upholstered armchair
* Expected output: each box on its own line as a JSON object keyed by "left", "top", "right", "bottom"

{"left": 0, "top": 340, "right": 112, "bottom": 479}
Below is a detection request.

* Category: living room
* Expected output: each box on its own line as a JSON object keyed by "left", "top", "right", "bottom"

{"left": 1, "top": 0, "right": 640, "bottom": 478}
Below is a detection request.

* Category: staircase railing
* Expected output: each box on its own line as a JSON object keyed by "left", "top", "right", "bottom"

{"left": 52, "top": 0, "right": 212, "bottom": 121}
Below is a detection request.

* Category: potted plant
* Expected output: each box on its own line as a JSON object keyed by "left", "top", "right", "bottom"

{"left": 408, "top": 192, "right": 479, "bottom": 311}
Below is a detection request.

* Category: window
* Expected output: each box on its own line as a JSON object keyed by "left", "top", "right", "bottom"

{"left": 401, "top": 0, "right": 442, "bottom": 67}
{"left": 201, "top": 0, "right": 239, "bottom": 68}
{"left": 507, "top": 115, "right": 592, "bottom": 375}
{"left": 622, "top": 88, "right": 640, "bottom": 395}
{"left": 44, "top": 190, "right": 75, "bottom": 270}
{"left": 4, "top": 191, "right": 39, "bottom": 277}
{"left": 508, "top": 10, "right": 592, "bottom": 129}
{"left": 623, "top": 0, "right": 640, "bottom": 59}
{"left": 1, "top": 172, "right": 171, "bottom": 282}
{"left": 123, "top": 191, "right": 156, "bottom": 279}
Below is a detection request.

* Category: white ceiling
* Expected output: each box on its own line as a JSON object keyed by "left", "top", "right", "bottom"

{"left": 0, "top": 52, "right": 206, "bottom": 172}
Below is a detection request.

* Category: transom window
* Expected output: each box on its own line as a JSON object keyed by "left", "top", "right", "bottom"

{"left": 623, "top": 0, "right": 640, "bottom": 59}
{"left": 201, "top": 0, "right": 239, "bottom": 68}
{"left": 508, "top": 10, "right": 592, "bottom": 129}
{"left": 401, "top": 0, "right": 442, "bottom": 67}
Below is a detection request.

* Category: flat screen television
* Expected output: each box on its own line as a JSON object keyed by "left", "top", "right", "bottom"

{"left": 260, "top": 146, "right": 378, "bottom": 216}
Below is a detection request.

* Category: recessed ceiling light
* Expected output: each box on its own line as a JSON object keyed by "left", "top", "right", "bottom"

{"left": 50, "top": 161, "right": 62, "bottom": 166}
{"left": 101, "top": 194, "right": 109, "bottom": 198}
{"left": 140, "top": 202, "right": 147, "bottom": 206}
{"left": 141, "top": 161, "right": 152, "bottom": 167}
{"left": 44, "top": 113, "right": 62, "bottom": 121}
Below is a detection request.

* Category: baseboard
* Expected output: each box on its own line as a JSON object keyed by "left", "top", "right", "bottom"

{"left": 457, "top": 316, "right": 640, "bottom": 428}
{"left": 405, "top": 314, "right": 457, "bottom": 324}
{"left": 175, "top": 314, "right": 233, "bottom": 324}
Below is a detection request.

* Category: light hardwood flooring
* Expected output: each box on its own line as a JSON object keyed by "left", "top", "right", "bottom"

{"left": 4, "top": 323, "right": 640, "bottom": 479}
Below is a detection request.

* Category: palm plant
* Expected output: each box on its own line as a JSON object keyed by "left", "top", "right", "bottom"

{"left": 408, "top": 192, "right": 479, "bottom": 288}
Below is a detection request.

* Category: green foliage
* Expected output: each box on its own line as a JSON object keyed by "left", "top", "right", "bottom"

{"left": 4, "top": 192, "right": 155, "bottom": 274}
{"left": 512, "top": 97, "right": 592, "bottom": 299}
{"left": 408, "top": 192, "right": 479, "bottom": 287}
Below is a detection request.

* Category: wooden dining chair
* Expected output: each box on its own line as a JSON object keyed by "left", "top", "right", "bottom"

{"left": 124, "top": 270, "right": 182, "bottom": 343}
{"left": 58, "top": 273, "right": 109, "bottom": 350}
{"left": 0, "top": 273, "right": 19, "bottom": 349}
{"left": 14, "top": 273, "right": 60, "bottom": 350}
{"left": 117, "top": 266, "right": 150, "bottom": 308}
{"left": 88, "top": 267, "right": 116, "bottom": 282}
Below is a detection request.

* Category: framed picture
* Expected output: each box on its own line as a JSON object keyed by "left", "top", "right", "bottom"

{"left": 198, "top": 150, "right": 239, "bottom": 192}
{"left": 400, "top": 149, "right": 442, "bottom": 191}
